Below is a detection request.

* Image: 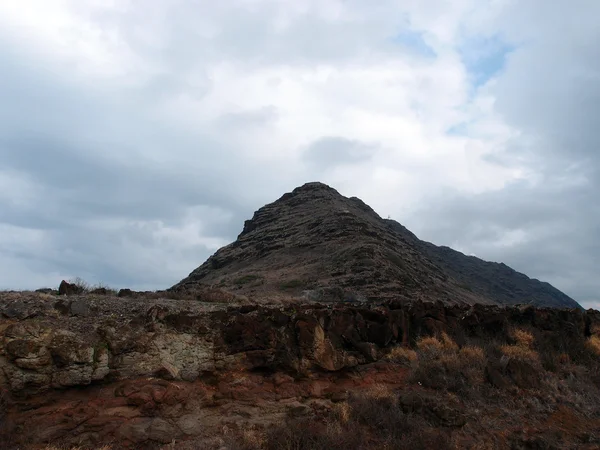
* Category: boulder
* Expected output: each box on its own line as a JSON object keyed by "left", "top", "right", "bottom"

{"left": 118, "top": 289, "right": 135, "bottom": 298}
{"left": 58, "top": 280, "right": 83, "bottom": 296}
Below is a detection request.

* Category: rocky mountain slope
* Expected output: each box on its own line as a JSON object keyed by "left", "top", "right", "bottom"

{"left": 172, "top": 182, "right": 580, "bottom": 309}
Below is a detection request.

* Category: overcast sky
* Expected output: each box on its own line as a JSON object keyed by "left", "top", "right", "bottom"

{"left": 0, "top": 1, "right": 598, "bottom": 308}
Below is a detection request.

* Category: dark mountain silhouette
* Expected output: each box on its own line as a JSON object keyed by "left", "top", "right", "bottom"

{"left": 172, "top": 182, "right": 580, "bottom": 308}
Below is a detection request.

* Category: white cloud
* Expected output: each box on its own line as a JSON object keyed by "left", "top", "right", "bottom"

{"left": 0, "top": 0, "right": 597, "bottom": 308}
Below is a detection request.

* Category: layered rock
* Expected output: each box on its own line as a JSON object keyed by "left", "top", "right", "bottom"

{"left": 0, "top": 292, "right": 597, "bottom": 448}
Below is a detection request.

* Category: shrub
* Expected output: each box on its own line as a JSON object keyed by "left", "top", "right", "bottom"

{"left": 513, "top": 329, "right": 535, "bottom": 348}
{"left": 384, "top": 346, "right": 417, "bottom": 365}
{"left": 348, "top": 385, "right": 415, "bottom": 444}
{"left": 500, "top": 344, "right": 539, "bottom": 361}
{"left": 331, "top": 402, "right": 351, "bottom": 424}
{"left": 415, "top": 333, "right": 458, "bottom": 359}
{"left": 586, "top": 335, "right": 600, "bottom": 356}
{"left": 412, "top": 334, "right": 486, "bottom": 393}
{"left": 456, "top": 346, "right": 487, "bottom": 384}
{"left": 245, "top": 387, "right": 447, "bottom": 450}
{"left": 89, "top": 282, "right": 118, "bottom": 296}
{"left": 500, "top": 328, "right": 539, "bottom": 362}
{"left": 67, "top": 277, "right": 91, "bottom": 293}
{"left": 228, "top": 429, "right": 266, "bottom": 450}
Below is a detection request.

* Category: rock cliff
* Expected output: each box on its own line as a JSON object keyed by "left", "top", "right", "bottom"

{"left": 0, "top": 291, "right": 597, "bottom": 448}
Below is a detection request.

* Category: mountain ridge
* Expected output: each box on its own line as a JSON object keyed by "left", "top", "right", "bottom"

{"left": 173, "top": 182, "right": 580, "bottom": 309}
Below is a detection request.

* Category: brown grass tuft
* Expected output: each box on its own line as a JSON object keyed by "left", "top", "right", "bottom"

{"left": 332, "top": 402, "right": 351, "bottom": 424}
{"left": 385, "top": 346, "right": 418, "bottom": 365}
{"left": 586, "top": 335, "right": 600, "bottom": 356}
{"left": 499, "top": 344, "right": 539, "bottom": 361}
{"left": 415, "top": 333, "right": 458, "bottom": 359}
{"left": 513, "top": 329, "right": 535, "bottom": 348}
{"left": 412, "top": 335, "right": 486, "bottom": 392}
{"left": 500, "top": 328, "right": 540, "bottom": 361}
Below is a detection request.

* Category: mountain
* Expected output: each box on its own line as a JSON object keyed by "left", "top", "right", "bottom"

{"left": 172, "top": 182, "right": 580, "bottom": 308}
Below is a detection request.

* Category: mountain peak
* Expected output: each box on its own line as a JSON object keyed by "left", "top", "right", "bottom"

{"left": 172, "top": 184, "right": 580, "bottom": 308}
{"left": 293, "top": 181, "right": 337, "bottom": 193}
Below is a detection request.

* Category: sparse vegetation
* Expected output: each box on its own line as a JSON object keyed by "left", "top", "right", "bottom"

{"left": 587, "top": 335, "right": 600, "bottom": 356}
{"left": 411, "top": 333, "right": 486, "bottom": 393}
{"left": 218, "top": 326, "right": 600, "bottom": 450}
{"left": 500, "top": 328, "right": 540, "bottom": 361}
{"left": 89, "top": 282, "right": 119, "bottom": 296}
{"left": 1, "top": 288, "right": 599, "bottom": 449}
{"left": 65, "top": 278, "right": 119, "bottom": 296}
{"left": 279, "top": 279, "right": 307, "bottom": 290}
{"left": 384, "top": 345, "right": 417, "bottom": 365}
{"left": 233, "top": 274, "right": 263, "bottom": 286}
{"left": 69, "top": 276, "right": 91, "bottom": 292}
{"left": 227, "top": 385, "right": 450, "bottom": 450}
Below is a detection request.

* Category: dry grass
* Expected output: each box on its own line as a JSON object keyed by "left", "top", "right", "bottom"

{"left": 500, "top": 328, "right": 539, "bottom": 361}
{"left": 384, "top": 346, "right": 417, "bottom": 365}
{"left": 457, "top": 345, "right": 487, "bottom": 384}
{"left": 228, "top": 429, "right": 267, "bottom": 450}
{"left": 586, "top": 335, "right": 600, "bottom": 356}
{"left": 332, "top": 401, "right": 351, "bottom": 424}
{"left": 459, "top": 345, "right": 485, "bottom": 361}
{"left": 513, "top": 329, "right": 535, "bottom": 347}
{"left": 416, "top": 332, "right": 458, "bottom": 357}
{"left": 411, "top": 334, "right": 486, "bottom": 392}
{"left": 360, "top": 383, "right": 394, "bottom": 400}
{"left": 499, "top": 344, "right": 539, "bottom": 361}
{"left": 225, "top": 386, "right": 451, "bottom": 450}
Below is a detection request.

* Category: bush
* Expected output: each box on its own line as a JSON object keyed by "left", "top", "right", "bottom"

{"left": 233, "top": 386, "right": 449, "bottom": 450}
{"left": 586, "top": 335, "right": 600, "bottom": 356}
{"left": 411, "top": 334, "right": 486, "bottom": 393}
{"left": 347, "top": 385, "right": 416, "bottom": 444}
{"left": 416, "top": 333, "right": 458, "bottom": 357}
{"left": 69, "top": 277, "right": 91, "bottom": 293}
{"left": 384, "top": 346, "right": 417, "bottom": 365}
{"left": 500, "top": 328, "right": 539, "bottom": 362}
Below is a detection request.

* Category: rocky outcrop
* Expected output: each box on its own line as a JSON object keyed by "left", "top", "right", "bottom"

{"left": 172, "top": 182, "right": 580, "bottom": 308}
{"left": 0, "top": 292, "right": 597, "bottom": 448}
{"left": 58, "top": 280, "right": 84, "bottom": 296}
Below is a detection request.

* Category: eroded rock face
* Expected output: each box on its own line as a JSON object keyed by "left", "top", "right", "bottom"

{"left": 0, "top": 293, "right": 597, "bottom": 448}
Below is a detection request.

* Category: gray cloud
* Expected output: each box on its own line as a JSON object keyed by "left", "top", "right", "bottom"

{"left": 389, "top": 0, "right": 600, "bottom": 309}
{"left": 303, "top": 137, "right": 377, "bottom": 168}
{"left": 0, "top": 39, "right": 266, "bottom": 289}
{"left": 0, "top": 0, "right": 599, "bottom": 312}
{"left": 408, "top": 179, "right": 600, "bottom": 307}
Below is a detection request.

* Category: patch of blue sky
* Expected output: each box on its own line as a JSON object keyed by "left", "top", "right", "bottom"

{"left": 460, "top": 34, "right": 515, "bottom": 88}
{"left": 446, "top": 122, "right": 470, "bottom": 136}
{"left": 391, "top": 30, "right": 437, "bottom": 58}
